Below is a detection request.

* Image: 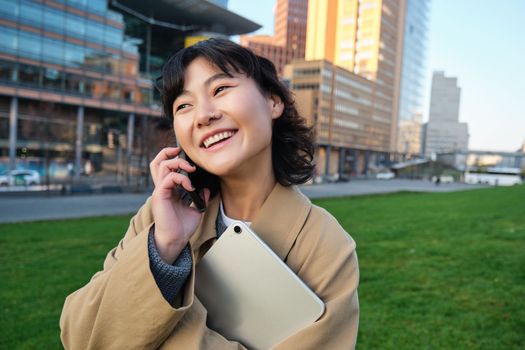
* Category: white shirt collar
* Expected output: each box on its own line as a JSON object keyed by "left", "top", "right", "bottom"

{"left": 220, "top": 201, "right": 252, "bottom": 227}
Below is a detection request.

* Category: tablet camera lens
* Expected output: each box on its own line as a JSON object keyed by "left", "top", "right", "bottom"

{"left": 234, "top": 225, "right": 242, "bottom": 234}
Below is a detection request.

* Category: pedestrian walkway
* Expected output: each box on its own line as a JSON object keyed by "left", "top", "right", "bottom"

{"left": 0, "top": 179, "right": 487, "bottom": 223}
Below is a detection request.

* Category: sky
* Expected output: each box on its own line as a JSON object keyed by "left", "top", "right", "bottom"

{"left": 228, "top": 0, "right": 525, "bottom": 152}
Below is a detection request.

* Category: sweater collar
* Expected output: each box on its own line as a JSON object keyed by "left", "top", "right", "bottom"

{"left": 190, "top": 183, "right": 312, "bottom": 261}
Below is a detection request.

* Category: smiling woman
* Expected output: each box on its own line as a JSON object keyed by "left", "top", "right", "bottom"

{"left": 60, "top": 39, "right": 360, "bottom": 350}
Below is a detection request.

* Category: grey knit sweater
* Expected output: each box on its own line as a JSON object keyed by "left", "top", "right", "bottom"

{"left": 148, "top": 212, "right": 228, "bottom": 306}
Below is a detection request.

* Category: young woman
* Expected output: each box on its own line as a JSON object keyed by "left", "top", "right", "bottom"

{"left": 60, "top": 39, "right": 359, "bottom": 349}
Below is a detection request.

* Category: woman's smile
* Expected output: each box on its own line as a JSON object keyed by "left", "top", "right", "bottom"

{"left": 201, "top": 129, "right": 238, "bottom": 151}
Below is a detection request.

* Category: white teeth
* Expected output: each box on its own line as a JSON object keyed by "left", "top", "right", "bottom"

{"left": 203, "top": 131, "right": 235, "bottom": 148}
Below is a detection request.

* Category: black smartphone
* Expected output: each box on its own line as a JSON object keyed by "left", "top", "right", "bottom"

{"left": 175, "top": 147, "right": 219, "bottom": 212}
{"left": 177, "top": 148, "right": 206, "bottom": 212}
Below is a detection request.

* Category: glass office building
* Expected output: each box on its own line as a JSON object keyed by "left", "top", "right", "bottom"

{"left": 0, "top": 0, "right": 258, "bottom": 188}
{"left": 396, "top": 0, "right": 430, "bottom": 156}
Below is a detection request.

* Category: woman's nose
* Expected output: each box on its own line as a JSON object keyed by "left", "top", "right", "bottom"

{"left": 195, "top": 104, "right": 221, "bottom": 127}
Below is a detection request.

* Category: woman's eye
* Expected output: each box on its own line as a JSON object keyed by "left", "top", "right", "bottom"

{"left": 176, "top": 103, "right": 190, "bottom": 112}
{"left": 214, "top": 86, "right": 229, "bottom": 95}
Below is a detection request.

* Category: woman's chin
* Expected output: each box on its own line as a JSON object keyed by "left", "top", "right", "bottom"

{"left": 208, "top": 162, "right": 249, "bottom": 180}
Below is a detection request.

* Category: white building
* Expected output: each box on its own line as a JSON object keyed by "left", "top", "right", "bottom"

{"left": 422, "top": 71, "right": 469, "bottom": 156}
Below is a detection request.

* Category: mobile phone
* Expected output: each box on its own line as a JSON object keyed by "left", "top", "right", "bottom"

{"left": 176, "top": 149, "right": 207, "bottom": 212}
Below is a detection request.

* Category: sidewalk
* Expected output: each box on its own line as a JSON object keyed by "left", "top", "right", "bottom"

{"left": 0, "top": 179, "right": 488, "bottom": 223}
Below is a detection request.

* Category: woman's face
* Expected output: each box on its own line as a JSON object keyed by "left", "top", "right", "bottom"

{"left": 172, "top": 57, "right": 283, "bottom": 178}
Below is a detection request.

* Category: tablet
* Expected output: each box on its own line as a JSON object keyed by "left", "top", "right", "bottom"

{"left": 195, "top": 222, "right": 325, "bottom": 350}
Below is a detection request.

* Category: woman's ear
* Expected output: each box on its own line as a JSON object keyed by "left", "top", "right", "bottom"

{"left": 269, "top": 94, "right": 285, "bottom": 120}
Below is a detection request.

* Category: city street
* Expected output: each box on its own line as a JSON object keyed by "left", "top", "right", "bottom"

{"left": 0, "top": 179, "right": 488, "bottom": 223}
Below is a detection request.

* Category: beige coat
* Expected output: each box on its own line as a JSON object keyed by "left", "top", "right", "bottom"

{"left": 60, "top": 184, "right": 359, "bottom": 349}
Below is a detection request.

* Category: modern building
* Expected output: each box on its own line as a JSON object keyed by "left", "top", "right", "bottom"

{"left": 396, "top": 0, "right": 430, "bottom": 156}
{"left": 283, "top": 59, "right": 391, "bottom": 177}
{"left": 422, "top": 71, "right": 469, "bottom": 157}
{"left": 240, "top": 0, "right": 308, "bottom": 76}
{"left": 292, "top": 0, "right": 406, "bottom": 177}
{"left": 0, "top": 0, "right": 259, "bottom": 187}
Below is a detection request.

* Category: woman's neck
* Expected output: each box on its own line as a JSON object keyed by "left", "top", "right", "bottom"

{"left": 219, "top": 167, "right": 276, "bottom": 222}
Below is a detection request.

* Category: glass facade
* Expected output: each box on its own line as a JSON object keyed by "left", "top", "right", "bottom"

{"left": 397, "top": 0, "right": 430, "bottom": 154}
{"left": 0, "top": 0, "right": 153, "bottom": 105}
{"left": 0, "top": 0, "right": 160, "bottom": 186}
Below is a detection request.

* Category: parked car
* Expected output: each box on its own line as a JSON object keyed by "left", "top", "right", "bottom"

{"left": 376, "top": 171, "right": 395, "bottom": 180}
{"left": 0, "top": 170, "right": 41, "bottom": 186}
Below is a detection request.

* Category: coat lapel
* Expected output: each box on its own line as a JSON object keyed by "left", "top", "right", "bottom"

{"left": 251, "top": 184, "right": 312, "bottom": 261}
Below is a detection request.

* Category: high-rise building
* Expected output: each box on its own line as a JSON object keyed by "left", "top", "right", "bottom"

{"left": 295, "top": 0, "right": 405, "bottom": 176}
{"left": 240, "top": 0, "right": 308, "bottom": 76}
{"left": 305, "top": 0, "right": 404, "bottom": 81}
{"left": 0, "top": 0, "right": 259, "bottom": 187}
{"left": 422, "top": 71, "right": 469, "bottom": 156}
{"left": 396, "top": 0, "right": 430, "bottom": 156}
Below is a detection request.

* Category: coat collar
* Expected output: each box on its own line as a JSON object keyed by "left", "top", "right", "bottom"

{"left": 190, "top": 183, "right": 312, "bottom": 261}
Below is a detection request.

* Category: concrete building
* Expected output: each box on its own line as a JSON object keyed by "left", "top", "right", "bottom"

{"left": 422, "top": 71, "right": 469, "bottom": 157}
{"left": 0, "top": 0, "right": 259, "bottom": 186}
{"left": 240, "top": 0, "right": 308, "bottom": 76}
{"left": 283, "top": 60, "right": 392, "bottom": 177}
{"left": 396, "top": 0, "right": 430, "bottom": 156}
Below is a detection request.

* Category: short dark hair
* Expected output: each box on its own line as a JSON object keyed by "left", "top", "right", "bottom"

{"left": 158, "top": 38, "right": 315, "bottom": 188}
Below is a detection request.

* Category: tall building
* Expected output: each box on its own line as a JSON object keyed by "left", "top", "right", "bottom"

{"left": 296, "top": 0, "right": 406, "bottom": 176}
{"left": 240, "top": 0, "right": 308, "bottom": 76}
{"left": 305, "top": 0, "right": 405, "bottom": 81}
{"left": 396, "top": 0, "right": 430, "bottom": 156}
{"left": 284, "top": 60, "right": 391, "bottom": 177}
{"left": 0, "top": 0, "right": 258, "bottom": 186}
{"left": 422, "top": 71, "right": 469, "bottom": 156}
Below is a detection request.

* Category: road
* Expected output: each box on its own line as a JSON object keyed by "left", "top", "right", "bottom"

{"left": 0, "top": 179, "right": 488, "bottom": 223}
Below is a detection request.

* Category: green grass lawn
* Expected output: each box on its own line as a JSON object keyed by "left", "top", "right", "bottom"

{"left": 1, "top": 185, "right": 524, "bottom": 349}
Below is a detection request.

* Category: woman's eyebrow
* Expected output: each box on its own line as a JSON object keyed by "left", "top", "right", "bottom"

{"left": 204, "top": 73, "right": 233, "bottom": 87}
{"left": 177, "top": 73, "right": 233, "bottom": 99}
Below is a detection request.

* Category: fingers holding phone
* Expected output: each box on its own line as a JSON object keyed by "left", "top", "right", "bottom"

{"left": 150, "top": 147, "right": 210, "bottom": 264}
{"left": 150, "top": 147, "right": 183, "bottom": 187}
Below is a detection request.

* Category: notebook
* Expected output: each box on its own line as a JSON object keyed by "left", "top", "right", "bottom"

{"left": 195, "top": 222, "right": 325, "bottom": 350}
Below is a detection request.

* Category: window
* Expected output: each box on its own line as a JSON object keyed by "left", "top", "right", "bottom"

{"left": 17, "top": 64, "right": 41, "bottom": 87}
{"left": 43, "top": 68, "right": 64, "bottom": 91}
{"left": 85, "top": 22, "right": 104, "bottom": 44}
{"left": 0, "top": 115, "right": 8, "bottom": 140}
{"left": 64, "top": 43, "right": 84, "bottom": 67}
{"left": 18, "top": 32, "right": 42, "bottom": 60}
{"left": 107, "top": 10, "right": 123, "bottom": 23}
{"left": 65, "top": 73, "right": 84, "bottom": 94}
{"left": 65, "top": 13, "right": 85, "bottom": 38}
{"left": 83, "top": 77, "right": 95, "bottom": 97}
{"left": 20, "top": 1, "right": 42, "bottom": 27}
{"left": 107, "top": 82, "right": 122, "bottom": 101}
{"left": 87, "top": 0, "right": 106, "bottom": 14}
{"left": 0, "top": 27, "right": 17, "bottom": 55}
{"left": 42, "top": 38, "right": 64, "bottom": 64}
{"left": 0, "top": 60, "right": 17, "bottom": 83}
{"left": 0, "top": 0, "right": 19, "bottom": 19}
{"left": 43, "top": 8, "right": 64, "bottom": 34}
{"left": 104, "top": 26, "right": 122, "bottom": 48}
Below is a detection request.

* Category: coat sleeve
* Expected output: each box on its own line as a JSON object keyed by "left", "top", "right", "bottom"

{"left": 59, "top": 197, "right": 196, "bottom": 350}
{"left": 274, "top": 206, "right": 360, "bottom": 350}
